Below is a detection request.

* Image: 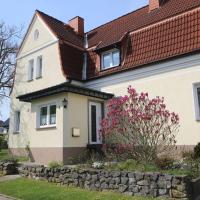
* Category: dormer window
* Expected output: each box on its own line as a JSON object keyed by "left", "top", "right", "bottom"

{"left": 101, "top": 49, "right": 120, "bottom": 70}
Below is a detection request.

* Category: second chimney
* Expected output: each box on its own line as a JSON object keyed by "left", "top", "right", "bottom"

{"left": 68, "top": 16, "right": 84, "bottom": 37}
{"left": 149, "top": 0, "right": 160, "bottom": 12}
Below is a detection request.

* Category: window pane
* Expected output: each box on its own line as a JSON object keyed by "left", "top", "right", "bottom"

{"left": 103, "top": 53, "right": 112, "bottom": 69}
{"left": 40, "top": 107, "right": 47, "bottom": 126}
{"left": 113, "top": 50, "right": 120, "bottom": 66}
{"left": 28, "top": 60, "right": 34, "bottom": 80}
{"left": 36, "top": 57, "right": 42, "bottom": 78}
{"left": 15, "top": 111, "right": 20, "bottom": 132}
{"left": 197, "top": 88, "right": 200, "bottom": 108}
{"left": 50, "top": 105, "right": 56, "bottom": 125}
{"left": 31, "top": 66, "right": 34, "bottom": 79}
{"left": 39, "top": 57, "right": 42, "bottom": 77}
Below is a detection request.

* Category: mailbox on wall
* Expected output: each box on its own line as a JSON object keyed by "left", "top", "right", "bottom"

{"left": 72, "top": 128, "right": 80, "bottom": 137}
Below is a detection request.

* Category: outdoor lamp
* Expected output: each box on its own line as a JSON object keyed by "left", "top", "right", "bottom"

{"left": 62, "top": 98, "right": 68, "bottom": 109}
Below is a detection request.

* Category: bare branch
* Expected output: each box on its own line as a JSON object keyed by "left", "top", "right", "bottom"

{"left": 0, "top": 20, "right": 22, "bottom": 99}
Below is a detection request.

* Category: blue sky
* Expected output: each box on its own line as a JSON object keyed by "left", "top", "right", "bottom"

{"left": 0, "top": 0, "right": 148, "bottom": 121}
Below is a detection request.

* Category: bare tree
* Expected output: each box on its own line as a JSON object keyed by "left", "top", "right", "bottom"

{"left": 0, "top": 21, "right": 22, "bottom": 99}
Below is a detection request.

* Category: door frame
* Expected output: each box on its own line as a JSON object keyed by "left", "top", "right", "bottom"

{"left": 88, "top": 100, "right": 103, "bottom": 144}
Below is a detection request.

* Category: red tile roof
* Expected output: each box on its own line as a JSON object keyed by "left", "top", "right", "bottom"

{"left": 59, "top": 41, "right": 83, "bottom": 80}
{"left": 87, "top": 0, "right": 200, "bottom": 79}
{"left": 36, "top": 10, "right": 84, "bottom": 48}
{"left": 36, "top": 0, "right": 200, "bottom": 80}
{"left": 36, "top": 10, "right": 84, "bottom": 80}
{"left": 87, "top": 0, "right": 200, "bottom": 49}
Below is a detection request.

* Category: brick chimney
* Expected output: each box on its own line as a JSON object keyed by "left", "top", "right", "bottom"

{"left": 68, "top": 16, "right": 84, "bottom": 37}
{"left": 149, "top": 0, "right": 160, "bottom": 11}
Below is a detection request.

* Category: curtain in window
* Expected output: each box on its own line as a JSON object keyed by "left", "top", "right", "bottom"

{"left": 50, "top": 105, "right": 56, "bottom": 125}
{"left": 40, "top": 107, "right": 47, "bottom": 126}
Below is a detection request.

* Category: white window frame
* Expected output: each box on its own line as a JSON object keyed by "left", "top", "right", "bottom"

{"left": 28, "top": 59, "right": 34, "bottom": 81}
{"left": 36, "top": 56, "right": 43, "bottom": 79}
{"left": 193, "top": 83, "right": 200, "bottom": 121}
{"left": 37, "top": 103, "right": 57, "bottom": 129}
{"left": 101, "top": 48, "right": 120, "bottom": 70}
{"left": 14, "top": 111, "right": 20, "bottom": 133}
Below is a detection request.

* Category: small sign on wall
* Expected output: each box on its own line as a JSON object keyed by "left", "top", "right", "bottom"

{"left": 72, "top": 128, "right": 80, "bottom": 137}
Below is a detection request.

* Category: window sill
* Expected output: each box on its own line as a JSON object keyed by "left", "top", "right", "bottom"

{"left": 36, "top": 125, "right": 56, "bottom": 130}
{"left": 100, "top": 64, "right": 120, "bottom": 72}
{"left": 13, "top": 131, "right": 20, "bottom": 134}
{"left": 36, "top": 76, "right": 42, "bottom": 80}
{"left": 27, "top": 79, "right": 33, "bottom": 82}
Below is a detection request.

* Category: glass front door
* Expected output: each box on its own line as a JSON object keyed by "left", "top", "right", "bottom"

{"left": 89, "top": 102, "right": 102, "bottom": 144}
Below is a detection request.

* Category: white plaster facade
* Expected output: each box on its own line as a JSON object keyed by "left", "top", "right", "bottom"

{"left": 9, "top": 10, "right": 200, "bottom": 164}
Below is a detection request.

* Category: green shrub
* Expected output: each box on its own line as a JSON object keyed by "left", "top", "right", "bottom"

{"left": 1, "top": 139, "right": 8, "bottom": 149}
{"left": 105, "top": 159, "right": 157, "bottom": 172}
{"left": 194, "top": 143, "right": 200, "bottom": 159}
{"left": 155, "top": 156, "right": 174, "bottom": 170}
{"left": 0, "top": 136, "right": 8, "bottom": 151}
{"left": 48, "top": 161, "right": 63, "bottom": 168}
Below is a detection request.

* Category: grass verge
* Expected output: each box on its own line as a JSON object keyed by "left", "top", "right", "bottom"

{"left": 0, "top": 149, "right": 28, "bottom": 162}
{"left": 0, "top": 178, "right": 166, "bottom": 200}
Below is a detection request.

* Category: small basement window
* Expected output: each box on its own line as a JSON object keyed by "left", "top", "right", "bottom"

{"left": 101, "top": 49, "right": 120, "bottom": 70}
{"left": 38, "top": 104, "right": 57, "bottom": 128}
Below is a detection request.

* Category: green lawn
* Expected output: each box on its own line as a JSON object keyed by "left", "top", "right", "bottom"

{"left": 0, "top": 178, "right": 165, "bottom": 200}
{"left": 0, "top": 149, "right": 11, "bottom": 161}
{"left": 0, "top": 149, "right": 28, "bottom": 162}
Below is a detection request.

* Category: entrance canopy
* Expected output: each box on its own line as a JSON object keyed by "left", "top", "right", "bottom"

{"left": 17, "top": 82, "right": 114, "bottom": 102}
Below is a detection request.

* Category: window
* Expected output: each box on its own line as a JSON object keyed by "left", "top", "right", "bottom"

{"left": 193, "top": 83, "right": 200, "bottom": 121}
{"left": 101, "top": 49, "right": 120, "bottom": 70}
{"left": 39, "top": 104, "right": 56, "bottom": 128}
{"left": 28, "top": 59, "right": 34, "bottom": 81}
{"left": 50, "top": 105, "right": 56, "bottom": 125}
{"left": 14, "top": 111, "right": 20, "bottom": 133}
{"left": 40, "top": 107, "right": 47, "bottom": 126}
{"left": 34, "top": 29, "right": 39, "bottom": 40}
{"left": 36, "top": 56, "right": 43, "bottom": 78}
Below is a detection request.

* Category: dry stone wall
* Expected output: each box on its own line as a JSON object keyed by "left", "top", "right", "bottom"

{"left": 0, "top": 161, "right": 18, "bottom": 175}
{"left": 19, "top": 164, "right": 192, "bottom": 199}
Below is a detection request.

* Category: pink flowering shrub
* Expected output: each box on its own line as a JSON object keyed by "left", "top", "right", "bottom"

{"left": 100, "top": 86, "right": 180, "bottom": 163}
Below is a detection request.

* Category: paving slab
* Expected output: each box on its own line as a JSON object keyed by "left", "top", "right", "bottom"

{"left": 0, "top": 194, "right": 19, "bottom": 200}
{"left": 0, "top": 175, "right": 20, "bottom": 182}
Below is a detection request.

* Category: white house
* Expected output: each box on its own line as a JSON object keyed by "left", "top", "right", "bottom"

{"left": 9, "top": 0, "right": 200, "bottom": 164}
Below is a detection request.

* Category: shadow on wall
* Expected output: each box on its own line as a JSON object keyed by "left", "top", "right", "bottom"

{"left": 9, "top": 60, "right": 31, "bottom": 157}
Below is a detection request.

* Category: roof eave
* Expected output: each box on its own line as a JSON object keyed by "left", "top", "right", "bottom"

{"left": 17, "top": 82, "right": 114, "bottom": 102}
